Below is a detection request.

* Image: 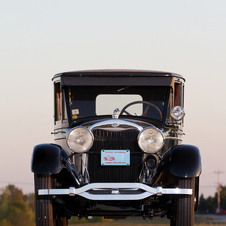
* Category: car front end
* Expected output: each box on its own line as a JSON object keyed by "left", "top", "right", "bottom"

{"left": 31, "top": 70, "right": 201, "bottom": 226}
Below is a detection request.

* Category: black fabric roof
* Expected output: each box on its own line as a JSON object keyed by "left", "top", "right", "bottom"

{"left": 53, "top": 69, "right": 184, "bottom": 80}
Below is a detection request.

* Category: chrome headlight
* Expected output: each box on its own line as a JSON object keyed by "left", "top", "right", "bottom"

{"left": 66, "top": 127, "right": 94, "bottom": 153}
{"left": 138, "top": 127, "right": 164, "bottom": 153}
{"left": 171, "top": 106, "right": 185, "bottom": 121}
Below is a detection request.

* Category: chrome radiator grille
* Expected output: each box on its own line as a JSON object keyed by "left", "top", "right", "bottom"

{"left": 88, "top": 129, "right": 143, "bottom": 183}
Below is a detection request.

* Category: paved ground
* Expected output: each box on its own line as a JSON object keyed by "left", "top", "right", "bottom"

{"left": 69, "top": 214, "right": 226, "bottom": 226}
{"left": 195, "top": 214, "right": 226, "bottom": 225}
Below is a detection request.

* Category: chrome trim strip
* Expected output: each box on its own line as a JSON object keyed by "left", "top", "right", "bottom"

{"left": 51, "top": 130, "right": 66, "bottom": 135}
{"left": 164, "top": 137, "right": 182, "bottom": 141}
{"left": 38, "top": 183, "right": 192, "bottom": 200}
{"left": 88, "top": 119, "right": 143, "bottom": 132}
{"left": 169, "top": 131, "right": 185, "bottom": 135}
{"left": 54, "top": 136, "right": 66, "bottom": 140}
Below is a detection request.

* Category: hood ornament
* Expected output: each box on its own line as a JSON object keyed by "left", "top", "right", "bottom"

{"left": 112, "top": 108, "right": 120, "bottom": 119}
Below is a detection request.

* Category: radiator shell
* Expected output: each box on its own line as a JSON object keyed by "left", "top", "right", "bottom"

{"left": 88, "top": 129, "right": 143, "bottom": 183}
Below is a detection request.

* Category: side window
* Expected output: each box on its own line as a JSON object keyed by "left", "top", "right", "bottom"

{"left": 174, "top": 82, "right": 184, "bottom": 107}
{"left": 54, "top": 83, "right": 68, "bottom": 124}
{"left": 62, "top": 91, "right": 68, "bottom": 121}
{"left": 55, "top": 83, "right": 61, "bottom": 122}
{"left": 166, "top": 87, "right": 174, "bottom": 120}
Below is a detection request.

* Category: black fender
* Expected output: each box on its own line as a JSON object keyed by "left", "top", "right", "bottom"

{"left": 31, "top": 143, "right": 69, "bottom": 174}
{"left": 161, "top": 144, "right": 201, "bottom": 178}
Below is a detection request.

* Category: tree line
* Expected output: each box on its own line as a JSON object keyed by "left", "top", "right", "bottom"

{"left": 0, "top": 185, "right": 35, "bottom": 226}
{"left": 0, "top": 184, "right": 226, "bottom": 225}
{"left": 198, "top": 185, "right": 226, "bottom": 214}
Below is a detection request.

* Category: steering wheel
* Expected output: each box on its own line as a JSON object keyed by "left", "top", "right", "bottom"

{"left": 120, "top": 101, "right": 162, "bottom": 119}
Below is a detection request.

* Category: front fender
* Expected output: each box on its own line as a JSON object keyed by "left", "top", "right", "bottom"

{"left": 31, "top": 143, "right": 69, "bottom": 174}
{"left": 164, "top": 144, "right": 201, "bottom": 178}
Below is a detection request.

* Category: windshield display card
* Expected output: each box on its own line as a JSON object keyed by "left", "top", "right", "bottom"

{"left": 101, "top": 150, "right": 130, "bottom": 166}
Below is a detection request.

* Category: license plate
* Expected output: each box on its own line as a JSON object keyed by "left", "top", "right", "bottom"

{"left": 101, "top": 150, "right": 130, "bottom": 166}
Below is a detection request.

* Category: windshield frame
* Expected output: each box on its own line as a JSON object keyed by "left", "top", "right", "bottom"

{"left": 62, "top": 85, "right": 171, "bottom": 126}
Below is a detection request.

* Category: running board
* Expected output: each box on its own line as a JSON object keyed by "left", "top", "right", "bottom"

{"left": 38, "top": 183, "right": 192, "bottom": 201}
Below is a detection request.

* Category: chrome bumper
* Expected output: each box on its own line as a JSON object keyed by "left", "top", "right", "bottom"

{"left": 38, "top": 183, "right": 192, "bottom": 201}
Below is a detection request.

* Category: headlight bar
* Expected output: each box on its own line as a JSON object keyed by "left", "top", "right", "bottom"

{"left": 88, "top": 118, "right": 143, "bottom": 131}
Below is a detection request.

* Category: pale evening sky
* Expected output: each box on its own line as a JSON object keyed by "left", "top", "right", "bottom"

{"left": 1, "top": 0, "right": 226, "bottom": 198}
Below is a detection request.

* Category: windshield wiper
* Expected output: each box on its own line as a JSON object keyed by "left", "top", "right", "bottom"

{"left": 117, "top": 86, "right": 130, "bottom": 92}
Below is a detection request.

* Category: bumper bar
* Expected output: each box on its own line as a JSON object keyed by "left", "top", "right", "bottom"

{"left": 38, "top": 183, "right": 192, "bottom": 200}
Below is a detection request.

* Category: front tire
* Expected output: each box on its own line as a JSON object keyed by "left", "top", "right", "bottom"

{"left": 34, "top": 174, "right": 68, "bottom": 226}
{"left": 171, "top": 177, "right": 195, "bottom": 226}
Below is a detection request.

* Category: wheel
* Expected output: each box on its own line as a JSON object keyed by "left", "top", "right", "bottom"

{"left": 120, "top": 100, "right": 162, "bottom": 119}
{"left": 171, "top": 177, "right": 195, "bottom": 226}
{"left": 34, "top": 173, "right": 68, "bottom": 226}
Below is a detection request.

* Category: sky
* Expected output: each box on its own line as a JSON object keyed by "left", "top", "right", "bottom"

{"left": 1, "top": 0, "right": 226, "bottom": 199}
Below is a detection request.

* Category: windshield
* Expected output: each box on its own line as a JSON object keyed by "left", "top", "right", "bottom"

{"left": 65, "top": 86, "right": 170, "bottom": 121}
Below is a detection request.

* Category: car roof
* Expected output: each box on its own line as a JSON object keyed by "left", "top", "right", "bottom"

{"left": 53, "top": 69, "right": 184, "bottom": 80}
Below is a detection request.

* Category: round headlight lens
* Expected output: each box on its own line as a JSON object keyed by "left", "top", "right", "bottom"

{"left": 138, "top": 127, "right": 164, "bottom": 153}
{"left": 66, "top": 127, "right": 94, "bottom": 153}
{"left": 171, "top": 106, "right": 185, "bottom": 121}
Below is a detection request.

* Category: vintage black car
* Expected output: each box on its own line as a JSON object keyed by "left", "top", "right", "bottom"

{"left": 31, "top": 70, "right": 201, "bottom": 226}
